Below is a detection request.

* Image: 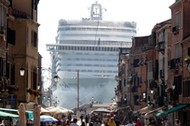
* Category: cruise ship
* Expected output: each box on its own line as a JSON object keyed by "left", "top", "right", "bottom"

{"left": 46, "top": 1, "right": 137, "bottom": 109}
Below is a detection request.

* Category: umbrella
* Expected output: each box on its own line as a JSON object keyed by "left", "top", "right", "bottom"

{"left": 40, "top": 115, "right": 58, "bottom": 122}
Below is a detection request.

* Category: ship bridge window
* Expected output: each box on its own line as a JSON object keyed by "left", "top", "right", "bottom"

{"left": 107, "top": 70, "right": 112, "bottom": 73}
{"left": 94, "top": 70, "right": 99, "bottom": 72}
{"left": 107, "top": 65, "right": 115, "bottom": 67}
{"left": 85, "top": 64, "right": 92, "bottom": 66}
{"left": 81, "top": 70, "right": 86, "bottom": 72}
{"left": 65, "top": 27, "right": 69, "bottom": 30}
{"left": 76, "top": 64, "right": 83, "bottom": 66}
{"left": 76, "top": 58, "right": 80, "bottom": 60}
{"left": 84, "top": 53, "right": 90, "bottom": 55}
{"left": 65, "top": 46, "right": 67, "bottom": 50}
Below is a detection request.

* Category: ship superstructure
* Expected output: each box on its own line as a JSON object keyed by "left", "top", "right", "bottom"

{"left": 46, "top": 1, "right": 136, "bottom": 108}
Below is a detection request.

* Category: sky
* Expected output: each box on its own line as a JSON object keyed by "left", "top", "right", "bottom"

{"left": 38, "top": 0, "right": 175, "bottom": 68}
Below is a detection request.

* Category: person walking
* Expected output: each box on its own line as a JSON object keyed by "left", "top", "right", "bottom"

{"left": 70, "top": 118, "right": 79, "bottom": 126}
{"left": 174, "top": 119, "right": 181, "bottom": 126}
{"left": 85, "top": 114, "right": 89, "bottom": 125}
{"left": 81, "top": 121, "right": 86, "bottom": 126}
{"left": 107, "top": 117, "right": 116, "bottom": 126}
{"left": 126, "top": 120, "right": 134, "bottom": 126}
{"left": 0, "top": 120, "right": 5, "bottom": 126}
{"left": 64, "top": 120, "right": 70, "bottom": 126}
{"left": 136, "top": 118, "right": 142, "bottom": 126}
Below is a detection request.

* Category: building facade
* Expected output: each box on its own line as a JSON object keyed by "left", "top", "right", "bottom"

{"left": 0, "top": 0, "right": 10, "bottom": 108}
{"left": 0, "top": 0, "right": 40, "bottom": 109}
{"left": 116, "top": 0, "right": 190, "bottom": 125}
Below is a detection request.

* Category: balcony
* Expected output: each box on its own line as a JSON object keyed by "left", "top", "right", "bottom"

{"left": 9, "top": 8, "right": 31, "bottom": 19}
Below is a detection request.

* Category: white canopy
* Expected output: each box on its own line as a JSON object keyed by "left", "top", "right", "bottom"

{"left": 46, "top": 106, "right": 73, "bottom": 114}
{"left": 91, "top": 108, "right": 111, "bottom": 113}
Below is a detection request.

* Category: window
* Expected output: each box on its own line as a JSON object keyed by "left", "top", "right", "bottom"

{"left": 174, "top": 11, "right": 181, "bottom": 27}
{"left": 7, "top": 28, "right": 16, "bottom": 45}
{"left": 172, "top": 11, "right": 181, "bottom": 34}
{"left": 148, "top": 61, "right": 152, "bottom": 72}
{"left": 0, "top": 4, "right": 7, "bottom": 27}
{"left": 32, "top": 0, "right": 37, "bottom": 10}
{"left": 188, "top": 47, "right": 190, "bottom": 56}
{"left": 31, "top": 68, "right": 37, "bottom": 90}
{"left": 175, "top": 43, "right": 181, "bottom": 58}
{"left": 11, "top": 64, "right": 15, "bottom": 86}
{"left": 183, "top": 80, "right": 190, "bottom": 97}
{"left": 0, "top": 57, "right": 4, "bottom": 76}
{"left": 31, "top": 30, "right": 38, "bottom": 47}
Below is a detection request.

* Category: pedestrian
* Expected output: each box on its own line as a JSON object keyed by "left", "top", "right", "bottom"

{"left": 0, "top": 120, "right": 5, "bottom": 126}
{"left": 107, "top": 117, "right": 116, "bottom": 126}
{"left": 80, "top": 115, "right": 84, "bottom": 122}
{"left": 68, "top": 113, "right": 72, "bottom": 122}
{"left": 174, "top": 119, "right": 181, "bottom": 126}
{"left": 114, "top": 117, "right": 120, "bottom": 126}
{"left": 81, "top": 121, "right": 86, "bottom": 126}
{"left": 64, "top": 119, "right": 70, "bottom": 126}
{"left": 126, "top": 120, "right": 134, "bottom": 126}
{"left": 144, "top": 118, "right": 149, "bottom": 126}
{"left": 85, "top": 114, "right": 89, "bottom": 125}
{"left": 70, "top": 118, "right": 79, "bottom": 126}
{"left": 136, "top": 118, "right": 142, "bottom": 126}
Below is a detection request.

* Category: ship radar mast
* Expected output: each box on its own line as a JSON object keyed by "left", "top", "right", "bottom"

{"left": 90, "top": 1, "right": 103, "bottom": 20}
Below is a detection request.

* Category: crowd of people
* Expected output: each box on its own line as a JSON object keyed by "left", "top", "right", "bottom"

{"left": 46, "top": 113, "right": 141, "bottom": 126}
{"left": 38, "top": 112, "right": 182, "bottom": 126}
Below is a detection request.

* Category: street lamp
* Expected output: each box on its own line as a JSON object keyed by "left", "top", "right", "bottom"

{"left": 150, "top": 90, "right": 154, "bottom": 94}
{"left": 143, "top": 93, "right": 146, "bottom": 99}
{"left": 53, "top": 75, "right": 59, "bottom": 83}
{"left": 20, "top": 66, "right": 25, "bottom": 76}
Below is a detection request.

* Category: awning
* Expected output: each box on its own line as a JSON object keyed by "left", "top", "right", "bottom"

{"left": 145, "top": 107, "right": 163, "bottom": 117}
{"left": 115, "top": 106, "right": 131, "bottom": 111}
{"left": 0, "top": 110, "right": 18, "bottom": 118}
{"left": 0, "top": 107, "right": 33, "bottom": 119}
{"left": 156, "top": 104, "right": 189, "bottom": 117}
{"left": 133, "top": 106, "right": 149, "bottom": 114}
{"left": 90, "top": 108, "right": 111, "bottom": 114}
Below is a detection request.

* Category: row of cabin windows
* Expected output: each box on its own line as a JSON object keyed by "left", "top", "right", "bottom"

{"left": 57, "top": 69, "right": 117, "bottom": 73}
{"left": 67, "top": 58, "right": 117, "bottom": 62}
{"left": 60, "top": 40, "right": 131, "bottom": 47}
{"left": 55, "top": 45, "right": 118, "bottom": 52}
{"left": 58, "top": 27, "right": 136, "bottom": 33}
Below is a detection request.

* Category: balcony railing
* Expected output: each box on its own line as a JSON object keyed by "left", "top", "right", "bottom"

{"left": 9, "top": 8, "right": 31, "bottom": 19}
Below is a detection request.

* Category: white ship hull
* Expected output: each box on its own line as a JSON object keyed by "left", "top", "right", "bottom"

{"left": 46, "top": 2, "right": 136, "bottom": 108}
